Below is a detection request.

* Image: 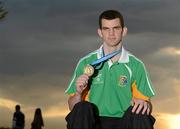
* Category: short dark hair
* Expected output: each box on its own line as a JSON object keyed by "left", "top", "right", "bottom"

{"left": 99, "top": 10, "right": 124, "bottom": 29}
{"left": 15, "top": 105, "right": 20, "bottom": 111}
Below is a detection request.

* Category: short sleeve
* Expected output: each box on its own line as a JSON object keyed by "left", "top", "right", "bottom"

{"left": 65, "top": 60, "right": 85, "bottom": 95}
{"left": 132, "top": 62, "right": 155, "bottom": 98}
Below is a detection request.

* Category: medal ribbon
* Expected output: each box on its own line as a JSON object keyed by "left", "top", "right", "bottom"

{"left": 90, "top": 48, "right": 122, "bottom": 69}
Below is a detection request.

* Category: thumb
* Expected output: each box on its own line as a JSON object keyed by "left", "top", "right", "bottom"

{"left": 131, "top": 98, "right": 136, "bottom": 106}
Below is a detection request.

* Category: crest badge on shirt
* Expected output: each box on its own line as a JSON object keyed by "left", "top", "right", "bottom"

{"left": 119, "top": 75, "right": 128, "bottom": 87}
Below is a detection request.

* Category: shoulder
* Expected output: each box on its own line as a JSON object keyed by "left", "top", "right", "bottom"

{"left": 78, "top": 49, "right": 98, "bottom": 66}
{"left": 126, "top": 52, "right": 147, "bottom": 72}
{"left": 21, "top": 112, "right": 25, "bottom": 117}
{"left": 17, "top": 111, "right": 25, "bottom": 117}
{"left": 127, "top": 52, "right": 145, "bottom": 66}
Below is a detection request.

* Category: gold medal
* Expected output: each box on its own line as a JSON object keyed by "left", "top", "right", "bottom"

{"left": 84, "top": 65, "right": 94, "bottom": 76}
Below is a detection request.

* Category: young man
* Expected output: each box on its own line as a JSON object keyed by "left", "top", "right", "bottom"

{"left": 12, "top": 105, "right": 25, "bottom": 129}
{"left": 65, "top": 10, "right": 155, "bottom": 129}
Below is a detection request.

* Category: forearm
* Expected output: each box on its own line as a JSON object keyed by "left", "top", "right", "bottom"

{"left": 68, "top": 93, "right": 82, "bottom": 111}
{"left": 68, "top": 74, "right": 89, "bottom": 110}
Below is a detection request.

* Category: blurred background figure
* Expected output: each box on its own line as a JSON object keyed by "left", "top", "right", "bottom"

{"left": 31, "top": 108, "right": 44, "bottom": 129}
{"left": 12, "top": 105, "right": 25, "bottom": 129}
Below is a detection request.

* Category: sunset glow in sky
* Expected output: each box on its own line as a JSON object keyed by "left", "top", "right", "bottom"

{"left": 0, "top": 0, "right": 180, "bottom": 129}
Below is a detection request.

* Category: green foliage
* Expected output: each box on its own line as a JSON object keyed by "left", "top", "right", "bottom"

{"left": 0, "top": 1, "right": 8, "bottom": 20}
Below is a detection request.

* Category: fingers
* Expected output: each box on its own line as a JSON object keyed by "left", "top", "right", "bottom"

{"left": 76, "top": 75, "right": 89, "bottom": 86}
{"left": 76, "top": 74, "right": 89, "bottom": 94}
{"left": 147, "top": 104, "right": 150, "bottom": 115}
{"left": 141, "top": 102, "right": 148, "bottom": 114}
{"left": 136, "top": 104, "right": 143, "bottom": 114}
{"left": 132, "top": 102, "right": 138, "bottom": 113}
{"left": 131, "top": 98, "right": 151, "bottom": 115}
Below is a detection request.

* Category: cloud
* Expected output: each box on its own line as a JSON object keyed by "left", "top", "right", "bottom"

{"left": 0, "top": 0, "right": 180, "bottom": 128}
{"left": 0, "top": 74, "right": 69, "bottom": 108}
{"left": 3, "top": 0, "right": 180, "bottom": 38}
{"left": 144, "top": 46, "right": 180, "bottom": 114}
{"left": 153, "top": 78, "right": 180, "bottom": 114}
{"left": 154, "top": 113, "right": 180, "bottom": 129}
{"left": 1, "top": 0, "right": 179, "bottom": 76}
{"left": 43, "top": 104, "right": 69, "bottom": 118}
{"left": 158, "top": 47, "right": 180, "bottom": 56}
{"left": 147, "top": 46, "right": 180, "bottom": 77}
{"left": 0, "top": 98, "right": 18, "bottom": 111}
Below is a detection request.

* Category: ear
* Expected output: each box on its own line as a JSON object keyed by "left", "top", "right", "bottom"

{"left": 122, "top": 26, "right": 128, "bottom": 37}
{"left": 97, "top": 28, "right": 103, "bottom": 38}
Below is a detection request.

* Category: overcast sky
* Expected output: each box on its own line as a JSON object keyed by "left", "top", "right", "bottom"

{"left": 0, "top": 0, "right": 180, "bottom": 129}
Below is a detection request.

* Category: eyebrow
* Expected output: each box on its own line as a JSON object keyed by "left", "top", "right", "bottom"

{"left": 102, "top": 25, "right": 121, "bottom": 29}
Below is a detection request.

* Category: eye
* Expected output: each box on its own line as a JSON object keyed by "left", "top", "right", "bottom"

{"left": 114, "top": 26, "right": 121, "bottom": 30}
{"left": 102, "top": 27, "right": 109, "bottom": 31}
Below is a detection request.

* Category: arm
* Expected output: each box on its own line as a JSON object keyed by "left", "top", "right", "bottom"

{"left": 68, "top": 74, "right": 89, "bottom": 110}
{"left": 68, "top": 93, "right": 81, "bottom": 111}
{"left": 12, "top": 113, "right": 16, "bottom": 128}
{"left": 131, "top": 62, "right": 155, "bottom": 115}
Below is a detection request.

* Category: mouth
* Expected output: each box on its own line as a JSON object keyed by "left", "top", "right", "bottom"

{"left": 108, "top": 38, "right": 116, "bottom": 40}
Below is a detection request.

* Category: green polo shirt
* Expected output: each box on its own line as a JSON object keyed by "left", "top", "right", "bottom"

{"left": 65, "top": 46, "right": 155, "bottom": 117}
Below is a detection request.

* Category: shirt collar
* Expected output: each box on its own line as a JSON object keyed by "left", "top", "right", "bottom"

{"left": 97, "top": 45, "right": 103, "bottom": 59}
{"left": 97, "top": 45, "right": 129, "bottom": 63}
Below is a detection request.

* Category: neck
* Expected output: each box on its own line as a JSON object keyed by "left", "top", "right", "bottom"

{"left": 103, "top": 43, "right": 122, "bottom": 55}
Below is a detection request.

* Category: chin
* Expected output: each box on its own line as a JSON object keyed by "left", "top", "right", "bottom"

{"left": 108, "top": 42, "right": 120, "bottom": 46}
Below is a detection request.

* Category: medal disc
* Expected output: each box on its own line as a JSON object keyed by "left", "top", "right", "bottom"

{"left": 84, "top": 65, "right": 94, "bottom": 76}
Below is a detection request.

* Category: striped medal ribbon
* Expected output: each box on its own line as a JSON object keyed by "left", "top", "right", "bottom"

{"left": 84, "top": 48, "right": 122, "bottom": 76}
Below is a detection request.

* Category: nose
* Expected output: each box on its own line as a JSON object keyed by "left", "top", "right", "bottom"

{"left": 109, "top": 28, "right": 115, "bottom": 36}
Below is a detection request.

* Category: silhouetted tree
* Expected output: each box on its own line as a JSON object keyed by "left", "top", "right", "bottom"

{"left": 0, "top": 1, "right": 8, "bottom": 20}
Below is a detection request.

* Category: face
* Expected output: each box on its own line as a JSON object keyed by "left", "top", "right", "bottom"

{"left": 98, "top": 18, "right": 127, "bottom": 47}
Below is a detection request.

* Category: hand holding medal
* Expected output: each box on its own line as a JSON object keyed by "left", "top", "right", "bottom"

{"left": 77, "top": 49, "right": 121, "bottom": 94}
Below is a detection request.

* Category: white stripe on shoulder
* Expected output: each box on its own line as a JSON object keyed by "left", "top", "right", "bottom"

{"left": 128, "top": 53, "right": 155, "bottom": 95}
{"left": 128, "top": 53, "right": 143, "bottom": 64}
{"left": 79, "top": 50, "right": 99, "bottom": 62}
{"left": 124, "top": 64, "right": 132, "bottom": 79}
